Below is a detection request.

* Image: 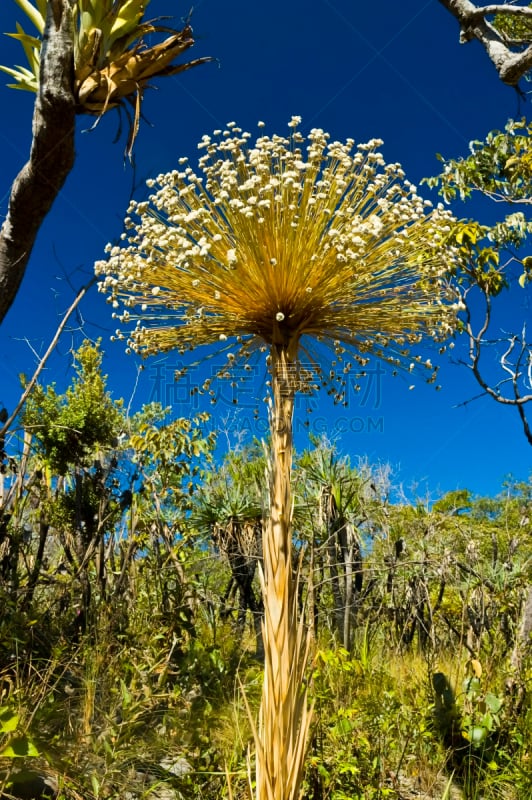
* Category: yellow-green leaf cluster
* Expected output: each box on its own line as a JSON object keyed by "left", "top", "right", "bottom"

{"left": 426, "top": 118, "right": 532, "bottom": 205}
{"left": 494, "top": 2, "right": 532, "bottom": 45}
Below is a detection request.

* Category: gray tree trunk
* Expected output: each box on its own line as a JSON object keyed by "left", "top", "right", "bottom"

{"left": 0, "top": 0, "right": 76, "bottom": 325}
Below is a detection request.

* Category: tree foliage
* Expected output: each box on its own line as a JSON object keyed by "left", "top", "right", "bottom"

{"left": 494, "top": 1, "right": 532, "bottom": 44}
{"left": 22, "top": 339, "right": 122, "bottom": 475}
{"left": 0, "top": 340, "right": 215, "bottom": 644}
{"left": 428, "top": 118, "right": 532, "bottom": 206}
{"left": 425, "top": 121, "right": 532, "bottom": 444}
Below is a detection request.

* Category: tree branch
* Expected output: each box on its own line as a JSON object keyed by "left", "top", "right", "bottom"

{"left": 0, "top": 275, "right": 96, "bottom": 440}
{"left": 471, "top": 4, "right": 532, "bottom": 19}
{"left": 438, "top": 0, "right": 532, "bottom": 85}
{"left": 0, "top": 0, "right": 76, "bottom": 325}
{"left": 461, "top": 285, "right": 532, "bottom": 445}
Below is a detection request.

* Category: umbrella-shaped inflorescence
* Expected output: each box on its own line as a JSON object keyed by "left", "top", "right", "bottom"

{"left": 96, "top": 118, "right": 460, "bottom": 800}
{"left": 98, "top": 119, "right": 458, "bottom": 377}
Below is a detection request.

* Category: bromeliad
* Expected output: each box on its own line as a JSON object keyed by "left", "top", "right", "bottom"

{"left": 1, "top": 0, "right": 213, "bottom": 154}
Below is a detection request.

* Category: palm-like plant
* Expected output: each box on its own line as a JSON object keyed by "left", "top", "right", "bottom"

{"left": 192, "top": 454, "right": 265, "bottom": 654}
{"left": 1, "top": 0, "right": 213, "bottom": 153}
{"left": 96, "top": 118, "right": 459, "bottom": 800}
{"left": 298, "top": 443, "right": 381, "bottom": 650}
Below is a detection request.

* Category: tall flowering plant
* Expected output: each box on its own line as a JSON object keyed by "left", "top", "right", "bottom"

{"left": 96, "top": 118, "right": 459, "bottom": 800}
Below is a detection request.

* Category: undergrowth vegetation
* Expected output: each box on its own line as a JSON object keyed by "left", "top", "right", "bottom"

{"left": 0, "top": 342, "right": 530, "bottom": 799}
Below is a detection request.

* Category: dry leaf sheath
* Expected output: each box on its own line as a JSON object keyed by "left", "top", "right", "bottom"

{"left": 96, "top": 118, "right": 460, "bottom": 800}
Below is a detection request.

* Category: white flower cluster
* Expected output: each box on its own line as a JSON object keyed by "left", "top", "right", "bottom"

{"left": 96, "top": 118, "right": 459, "bottom": 379}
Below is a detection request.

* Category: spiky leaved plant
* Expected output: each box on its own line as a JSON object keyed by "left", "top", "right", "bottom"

{"left": 1, "top": 0, "right": 213, "bottom": 153}
{"left": 96, "top": 118, "right": 460, "bottom": 800}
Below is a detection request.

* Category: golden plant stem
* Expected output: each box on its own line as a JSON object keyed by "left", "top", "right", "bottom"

{"left": 256, "top": 342, "right": 312, "bottom": 800}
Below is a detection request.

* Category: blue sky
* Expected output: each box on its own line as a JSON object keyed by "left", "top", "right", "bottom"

{"left": 0, "top": 0, "right": 530, "bottom": 499}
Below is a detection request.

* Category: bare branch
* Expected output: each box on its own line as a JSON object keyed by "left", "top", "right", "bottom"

{"left": 460, "top": 283, "right": 532, "bottom": 445}
{"left": 471, "top": 4, "right": 532, "bottom": 19}
{"left": 0, "top": 0, "right": 76, "bottom": 325}
{"left": 467, "top": 189, "right": 532, "bottom": 204}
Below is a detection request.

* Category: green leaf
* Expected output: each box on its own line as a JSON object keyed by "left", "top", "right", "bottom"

{"left": 109, "top": 0, "right": 147, "bottom": 41}
{"left": 0, "top": 736, "right": 40, "bottom": 757}
{"left": 485, "top": 692, "right": 503, "bottom": 714}
{"left": 520, "top": 255, "right": 532, "bottom": 287}
{"left": 13, "top": 0, "right": 45, "bottom": 34}
{"left": 0, "top": 708, "right": 19, "bottom": 734}
{"left": 464, "top": 676, "right": 481, "bottom": 697}
{"left": 0, "top": 63, "right": 39, "bottom": 91}
{"left": 91, "top": 774, "right": 100, "bottom": 797}
{"left": 464, "top": 725, "right": 488, "bottom": 746}
{"left": 120, "top": 679, "right": 132, "bottom": 708}
{"left": 332, "top": 717, "right": 354, "bottom": 736}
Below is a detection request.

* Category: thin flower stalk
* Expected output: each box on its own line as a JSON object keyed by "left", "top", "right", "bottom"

{"left": 255, "top": 341, "right": 313, "bottom": 800}
{"left": 96, "top": 118, "right": 460, "bottom": 800}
